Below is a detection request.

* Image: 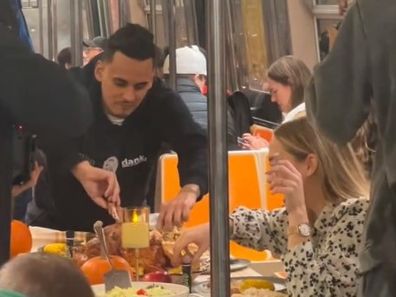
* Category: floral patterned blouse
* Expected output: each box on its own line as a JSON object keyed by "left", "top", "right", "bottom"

{"left": 229, "top": 198, "right": 369, "bottom": 297}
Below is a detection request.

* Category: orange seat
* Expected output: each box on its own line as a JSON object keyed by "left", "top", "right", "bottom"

{"left": 251, "top": 124, "right": 274, "bottom": 143}
{"left": 158, "top": 150, "right": 283, "bottom": 261}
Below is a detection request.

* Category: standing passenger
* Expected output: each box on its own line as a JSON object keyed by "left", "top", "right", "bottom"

{"left": 306, "top": 0, "right": 396, "bottom": 296}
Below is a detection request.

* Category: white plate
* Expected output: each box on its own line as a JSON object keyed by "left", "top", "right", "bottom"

{"left": 192, "top": 277, "right": 286, "bottom": 297}
{"left": 92, "top": 282, "right": 189, "bottom": 297}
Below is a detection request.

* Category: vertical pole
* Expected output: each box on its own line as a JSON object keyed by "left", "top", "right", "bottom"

{"left": 37, "top": 0, "right": 44, "bottom": 55}
{"left": 206, "top": 0, "right": 230, "bottom": 296}
{"left": 149, "top": 0, "right": 157, "bottom": 43}
{"left": 0, "top": 120, "right": 13, "bottom": 265}
{"left": 47, "top": 0, "right": 57, "bottom": 61}
{"left": 118, "top": 0, "right": 131, "bottom": 28}
{"left": 70, "top": 0, "right": 83, "bottom": 66}
{"left": 166, "top": 0, "right": 177, "bottom": 90}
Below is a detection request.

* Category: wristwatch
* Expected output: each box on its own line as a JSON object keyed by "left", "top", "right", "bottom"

{"left": 288, "top": 223, "right": 312, "bottom": 237}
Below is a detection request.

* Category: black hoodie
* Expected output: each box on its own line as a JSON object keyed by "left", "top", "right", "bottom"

{"left": 42, "top": 59, "right": 208, "bottom": 232}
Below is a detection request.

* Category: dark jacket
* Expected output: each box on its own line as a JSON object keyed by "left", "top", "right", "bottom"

{"left": 306, "top": 0, "right": 396, "bottom": 280}
{"left": 0, "top": 24, "right": 92, "bottom": 149}
{"left": 0, "top": 23, "right": 92, "bottom": 261}
{"left": 40, "top": 64, "right": 208, "bottom": 232}
{"left": 175, "top": 77, "right": 208, "bottom": 130}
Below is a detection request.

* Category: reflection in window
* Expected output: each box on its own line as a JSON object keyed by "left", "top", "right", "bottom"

{"left": 240, "top": 0, "right": 269, "bottom": 90}
{"left": 317, "top": 19, "right": 341, "bottom": 60}
{"left": 315, "top": 0, "right": 339, "bottom": 4}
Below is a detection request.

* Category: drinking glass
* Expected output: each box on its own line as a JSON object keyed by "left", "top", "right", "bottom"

{"left": 121, "top": 206, "right": 150, "bottom": 280}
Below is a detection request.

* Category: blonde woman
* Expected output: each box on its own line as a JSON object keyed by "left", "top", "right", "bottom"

{"left": 173, "top": 117, "right": 369, "bottom": 297}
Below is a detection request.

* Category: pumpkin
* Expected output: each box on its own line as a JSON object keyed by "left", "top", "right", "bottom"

{"left": 10, "top": 220, "right": 32, "bottom": 257}
{"left": 80, "top": 255, "right": 134, "bottom": 285}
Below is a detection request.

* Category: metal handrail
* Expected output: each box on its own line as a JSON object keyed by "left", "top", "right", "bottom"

{"left": 70, "top": 0, "right": 83, "bottom": 66}
{"left": 47, "top": 0, "right": 57, "bottom": 61}
{"left": 163, "top": 0, "right": 176, "bottom": 90}
{"left": 149, "top": 0, "right": 157, "bottom": 43}
{"left": 206, "top": 0, "right": 230, "bottom": 296}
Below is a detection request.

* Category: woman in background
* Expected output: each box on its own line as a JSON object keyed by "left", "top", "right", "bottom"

{"left": 242, "top": 56, "right": 311, "bottom": 149}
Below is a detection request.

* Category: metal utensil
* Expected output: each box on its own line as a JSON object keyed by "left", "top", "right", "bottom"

{"left": 93, "top": 221, "right": 131, "bottom": 292}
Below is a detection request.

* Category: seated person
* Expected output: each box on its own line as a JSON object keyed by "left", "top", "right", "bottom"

{"left": 11, "top": 162, "right": 42, "bottom": 199}
{"left": 82, "top": 36, "right": 107, "bottom": 66}
{"left": 172, "top": 117, "right": 369, "bottom": 297}
{"left": 0, "top": 253, "right": 94, "bottom": 297}
{"left": 56, "top": 47, "right": 72, "bottom": 70}
{"left": 163, "top": 45, "right": 208, "bottom": 130}
{"left": 241, "top": 56, "right": 311, "bottom": 150}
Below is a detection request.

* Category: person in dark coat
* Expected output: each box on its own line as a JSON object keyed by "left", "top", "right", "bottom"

{"left": 306, "top": 0, "right": 396, "bottom": 296}
{"left": 163, "top": 45, "right": 208, "bottom": 131}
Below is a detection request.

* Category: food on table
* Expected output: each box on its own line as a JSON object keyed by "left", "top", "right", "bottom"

{"left": 273, "top": 271, "right": 287, "bottom": 280}
{"left": 43, "top": 243, "right": 67, "bottom": 256}
{"left": 196, "top": 278, "right": 285, "bottom": 297}
{"left": 102, "top": 285, "right": 174, "bottom": 297}
{"left": 239, "top": 279, "right": 274, "bottom": 292}
{"left": 231, "top": 287, "right": 287, "bottom": 297}
{"left": 142, "top": 271, "right": 172, "bottom": 283}
{"left": 80, "top": 255, "right": 134, "bottom": 285}
{"left": 75, "top": 224, "right": 206, "bottom": 274}
{"left": 10, "top": 220, "right": 32, "bottom": 257}
{"left": 122, "top": 222, "right": 150, "bottom": 249}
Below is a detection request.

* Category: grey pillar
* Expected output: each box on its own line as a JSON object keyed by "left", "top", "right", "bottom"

{"left": 207, "top": 0, "right": 230, "bottom": 296}
{"left": 70, "top": 0, "right": 83, "bottom": 66}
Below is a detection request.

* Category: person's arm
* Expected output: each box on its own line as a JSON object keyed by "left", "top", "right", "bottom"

{"left": 71, "top": 161, "right": 121, "bottom": 210}
{"left": 306, "top": 3, "right": 371, "bottom": 144}
{"left": 11, "top": 162, "right": 43, "bottom": 198}
{"left": 229, "top": 207, "right": 288, "bottom": 256}
{"left": 283, "top": 200, "right": 367, "bottom": 297}
{"left": 155, "top": 88, "right": 208, "bottom": 230}
{"left": 172, "top": 207, "right": 288, "bottom": 267}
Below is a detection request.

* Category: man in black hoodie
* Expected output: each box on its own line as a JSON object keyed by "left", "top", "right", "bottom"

{"left": 32, "top": 24, "right": 208, "bottom": 232}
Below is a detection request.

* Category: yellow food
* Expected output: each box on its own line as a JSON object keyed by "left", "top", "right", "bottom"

{"left": 240, "top": 279, "right": 275, "bottom": 292}
{"left": 43, "top": 243, "right": 67, "bottom": 256}
{"left": 232, "top": 288, "right": 287, "bottom": 297}
{"left": 121, "top": 223, "right": 149, "bottom": 248}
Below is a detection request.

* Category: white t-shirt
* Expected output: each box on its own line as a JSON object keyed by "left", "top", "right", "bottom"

{"left": 283, "top": 102, "right": 306, "bottom": 123}
{"left": 107, "top": 113, "right": 125, "bottom": 126}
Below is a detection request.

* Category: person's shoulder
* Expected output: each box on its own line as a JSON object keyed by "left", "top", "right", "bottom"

{"left": 336, "top": 197, "right": 369, "bottom": 217}
{"left": 150, "top": 78, "right": 178, "bottom": 96}
{"left": 147, "top": 78, "right": 184, "bottom": 106}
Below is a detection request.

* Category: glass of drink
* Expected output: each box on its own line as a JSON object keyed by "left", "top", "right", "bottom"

{"left": 121, "top": 206, "right": 150, "bottom": 281}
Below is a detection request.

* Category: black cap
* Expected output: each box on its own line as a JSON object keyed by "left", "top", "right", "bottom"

{"left": 82, "top": 36, "right": 107, "bottom": 49}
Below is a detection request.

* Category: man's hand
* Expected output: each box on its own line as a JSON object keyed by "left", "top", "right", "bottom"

{"left": 157, "top": 184, "right": 200, "bottom": 231}
{"left": 11, "top": 162, "right": 43, "bottom": 198}
{"left": 71, "top": 161, "right": 121, "bottom": 211}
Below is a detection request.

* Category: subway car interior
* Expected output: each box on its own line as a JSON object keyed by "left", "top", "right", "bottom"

{"left": 0, "top": 0, "right": 387, "bottom": 296}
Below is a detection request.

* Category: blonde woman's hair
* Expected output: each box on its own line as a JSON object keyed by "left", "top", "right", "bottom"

{"left": 267, "top": 56, "right": 311, "bottom": 108}
{"left": 274, "top": 117, "right": 369, "bottom": 202}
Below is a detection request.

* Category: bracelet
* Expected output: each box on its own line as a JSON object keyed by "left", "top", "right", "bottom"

{"left": 181, "top": 185, "right": 200, "bottom": 197}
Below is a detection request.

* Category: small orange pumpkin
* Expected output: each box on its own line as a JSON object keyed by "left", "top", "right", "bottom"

{"left": 80, "top": 255, "right": 134, "bottom": 285}
{"left": 10, "top": 220, "right": 32, "bottom": 257}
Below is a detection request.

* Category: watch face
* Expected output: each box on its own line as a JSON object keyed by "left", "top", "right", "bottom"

{"left": 298, "top": 224, "right": 312, "bottom": 237}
